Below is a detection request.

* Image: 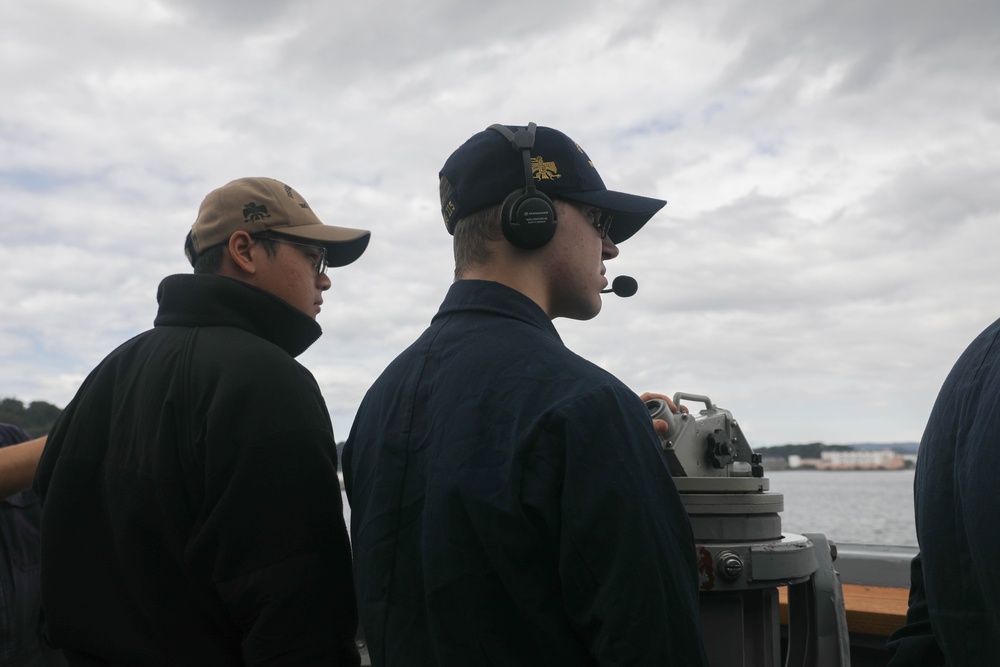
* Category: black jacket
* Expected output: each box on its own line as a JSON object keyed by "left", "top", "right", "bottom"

{"left": 345, "top": 280, "right": 707, "bottom": 666}
{"left": 887, "top": 315, "right": 1000, "bottom": 665}
{"left": 35, "top": 274, "right": 359, "bottom": 666}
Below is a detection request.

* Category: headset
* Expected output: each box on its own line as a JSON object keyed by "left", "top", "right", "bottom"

{"left": 487, "top": 123, "right": 557, "bottom": 249}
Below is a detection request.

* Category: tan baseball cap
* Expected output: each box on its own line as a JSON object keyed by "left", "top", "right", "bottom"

{"left": 187, "top": 177, "right": 371, "bottom": 267}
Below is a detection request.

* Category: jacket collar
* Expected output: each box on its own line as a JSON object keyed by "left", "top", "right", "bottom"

{"left": 154, "top": 274, "right": 322, "bottom": 357}
{"left": 434, "top": 279, "right": 562, "bottom": 343}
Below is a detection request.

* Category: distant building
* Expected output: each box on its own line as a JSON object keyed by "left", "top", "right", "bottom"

{"left": 816, "top": 449, "right": 905, "bottom": 470}
{"left": 764, "top": 447, "right": 914, "bottom": 470}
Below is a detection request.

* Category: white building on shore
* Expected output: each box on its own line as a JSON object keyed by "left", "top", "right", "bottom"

{"left": 787, "top": 449, "right": 906, "bottom": 470}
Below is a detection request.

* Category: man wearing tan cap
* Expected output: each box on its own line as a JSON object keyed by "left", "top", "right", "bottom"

{"left": 35, "top": 178, "right": 369, "bottom": 666}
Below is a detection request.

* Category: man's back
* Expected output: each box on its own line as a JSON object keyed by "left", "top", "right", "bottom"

{"left": 36, "top": 274, "right": 358, "bottom": 666}
{"left": 345, "top": 280, "right": 706, "bottom": 666}
{"left": 888, "top": 315, "right": 1000, "bottom": 664}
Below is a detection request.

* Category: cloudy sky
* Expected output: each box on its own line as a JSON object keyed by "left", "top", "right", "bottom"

{"left": 2, "top": 0, "right": 997, "bottom": 447}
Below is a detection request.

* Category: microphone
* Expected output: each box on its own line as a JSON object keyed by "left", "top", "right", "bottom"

{"left": 601, "top": 275, "right": 638, "bottom": 297}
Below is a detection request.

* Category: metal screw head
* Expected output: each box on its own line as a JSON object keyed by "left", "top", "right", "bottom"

{"left": 716, "top": 551, "right": 744, "bottom": 581}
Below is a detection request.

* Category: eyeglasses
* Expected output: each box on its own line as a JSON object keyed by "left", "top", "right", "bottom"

{"left": 256, "top": 235, "right": 328, "bottom": 275}
{"left": 580, "top": 205, "right": 614, "bottom": 240}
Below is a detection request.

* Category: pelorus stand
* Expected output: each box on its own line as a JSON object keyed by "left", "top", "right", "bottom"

{"left": 648, "top": 394, "right": 850, "bottom": 667}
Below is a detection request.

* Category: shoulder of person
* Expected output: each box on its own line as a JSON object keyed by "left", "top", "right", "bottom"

{"left": 550, "top": 382, "right": 651, "bottom": 429}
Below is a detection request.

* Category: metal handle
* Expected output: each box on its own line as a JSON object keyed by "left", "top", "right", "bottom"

{"left": 672, "top": 392, "right": 715, "bottom": 412}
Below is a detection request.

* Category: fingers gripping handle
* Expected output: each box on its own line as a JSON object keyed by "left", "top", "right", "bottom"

{"left": 645, "top": 398, "right": 681, "bottom": 439}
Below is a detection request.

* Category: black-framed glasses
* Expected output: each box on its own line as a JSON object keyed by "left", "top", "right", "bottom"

{"left": 581, "top": 205, "right": 614, "bottom": 240}
{"left": 255, "top": 234, "right": 328, "bottom": 275}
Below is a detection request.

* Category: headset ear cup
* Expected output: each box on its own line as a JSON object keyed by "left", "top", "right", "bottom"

{"left": 501, "top": 190, "right": 557, "bottom": 249}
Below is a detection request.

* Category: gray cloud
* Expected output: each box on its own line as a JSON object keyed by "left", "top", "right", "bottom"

{"left": 2, "top": 0, "right": 998, "bottom": 447}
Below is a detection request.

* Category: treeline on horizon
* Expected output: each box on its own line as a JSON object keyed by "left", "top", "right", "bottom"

{"left": 2, "top": 396, "right": 914, "bottom": 461}
{"left": 0, "top": 397, "right": 64, "bottom": 439}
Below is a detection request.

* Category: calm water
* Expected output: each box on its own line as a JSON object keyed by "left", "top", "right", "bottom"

{"left": 342, "top": 469, "right": 918, "bottom": 547}
{"left": 770, "top": 469, "right": 917, "bottom": 547}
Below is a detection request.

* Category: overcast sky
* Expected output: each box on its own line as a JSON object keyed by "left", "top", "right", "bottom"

{"left": 2, "top": 0, "right": 998, "bottom": 447}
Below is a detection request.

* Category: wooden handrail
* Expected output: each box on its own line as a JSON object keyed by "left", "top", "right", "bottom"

{"left": 779, "top": 584, "right": 909, "bottom": 638}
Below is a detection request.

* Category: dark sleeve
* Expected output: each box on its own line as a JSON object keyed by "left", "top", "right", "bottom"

{"left": 187, "top": 376, "right": 359, "bottom": 666}
{"left": 34, "top": 374, "right": 91, "bottom": 501}
{"left": 0, "top": 424, "right": 31, "bottom": 447}
{"left": 525, "top": 386, "right": 709, "bottom": 666}
{"left": 885, "top": 552, "right": 946, "bottom": 666}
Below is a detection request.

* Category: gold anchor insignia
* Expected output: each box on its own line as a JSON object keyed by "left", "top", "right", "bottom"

{"left": 531, "top": 155, "right": 562, "bottom": 181}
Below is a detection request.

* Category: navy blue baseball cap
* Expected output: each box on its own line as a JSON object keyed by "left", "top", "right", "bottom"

{"left": 439, "top": 124, "right": 666, "bottom": 244}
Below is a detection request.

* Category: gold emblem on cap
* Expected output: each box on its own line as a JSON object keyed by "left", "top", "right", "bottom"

{"left": 573, "top": 142, "right": 596, "bottom": 168}
{"left": 531, "top": 156, "right": 561, "bottom": 181}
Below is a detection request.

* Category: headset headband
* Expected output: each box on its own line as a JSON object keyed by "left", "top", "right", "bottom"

{"left": 488, "top": 123, "right": 538, "bottom": 195}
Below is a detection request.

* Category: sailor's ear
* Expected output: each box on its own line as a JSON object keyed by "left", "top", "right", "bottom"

{"left": 227, "top": 231, "right": 257, "bottom": 276}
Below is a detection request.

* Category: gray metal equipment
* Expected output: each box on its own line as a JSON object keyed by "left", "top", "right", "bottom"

{"left": 647, "top": 393, "right": 850, "bottom": 667}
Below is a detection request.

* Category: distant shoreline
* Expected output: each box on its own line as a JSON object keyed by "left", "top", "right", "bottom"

{"left": 768, "top": 467, "right": 915, "bottom": 472}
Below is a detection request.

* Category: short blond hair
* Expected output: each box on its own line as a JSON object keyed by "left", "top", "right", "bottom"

{"left": 442, "top": 176, "right": 504, "bottom": 279}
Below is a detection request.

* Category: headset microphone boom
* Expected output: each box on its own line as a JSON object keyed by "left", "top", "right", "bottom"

{"left": 601, "top": 275, "right": 638, "bottom": 297}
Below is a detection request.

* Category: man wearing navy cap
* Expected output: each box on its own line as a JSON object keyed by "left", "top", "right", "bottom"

{"left": 345, "top": 125, "right": 708, "bottom": 666}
